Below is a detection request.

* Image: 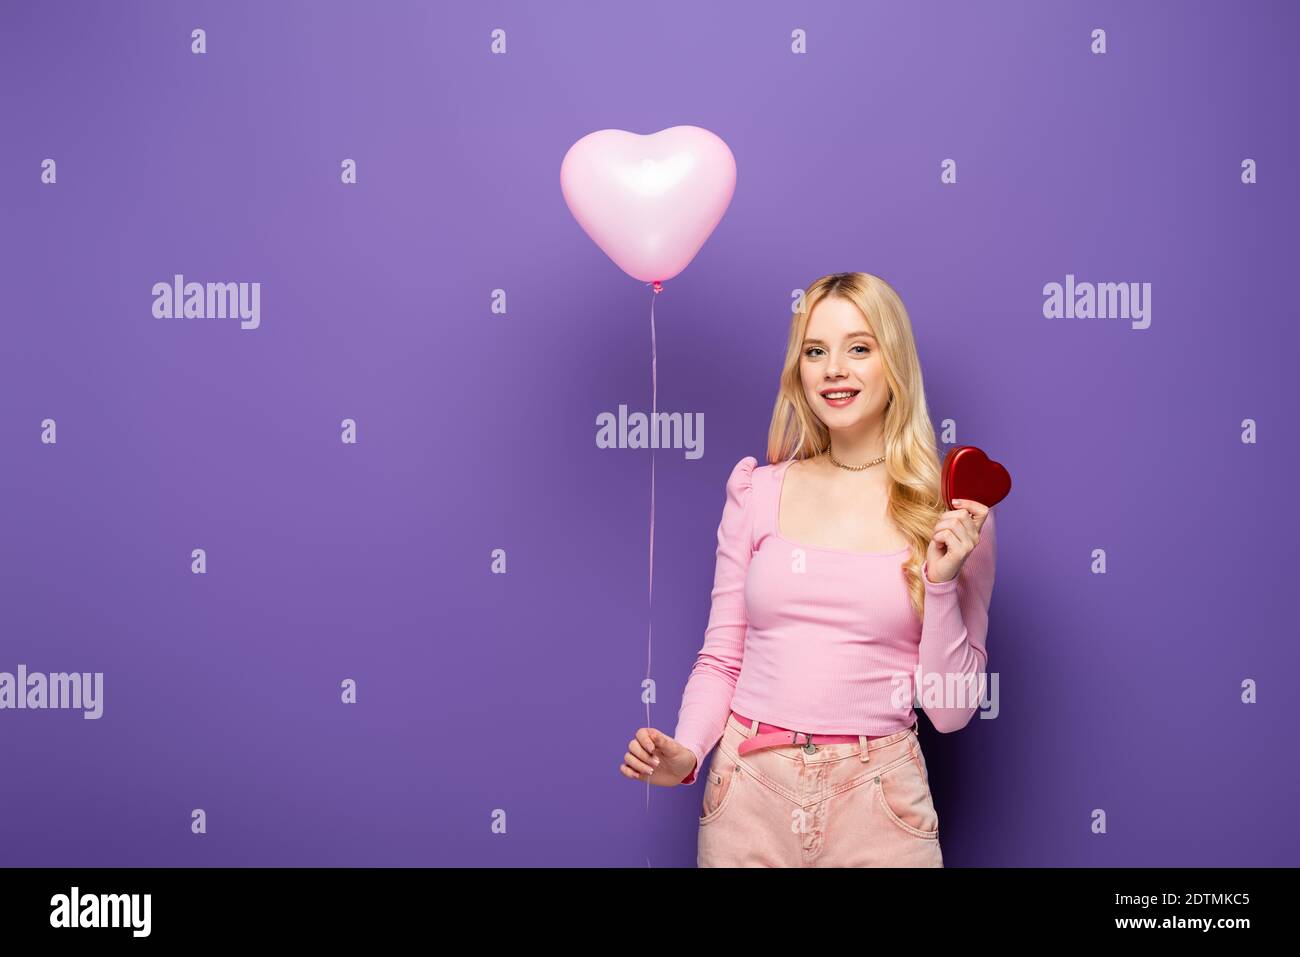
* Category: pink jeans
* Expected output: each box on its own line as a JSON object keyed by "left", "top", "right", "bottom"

{"left": 696, "top": 712, "right": 943, "bottom": 867}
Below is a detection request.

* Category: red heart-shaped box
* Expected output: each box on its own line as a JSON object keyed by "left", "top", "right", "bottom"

{"left": 941, "top": 446, "right": 1011, "bottom": 511}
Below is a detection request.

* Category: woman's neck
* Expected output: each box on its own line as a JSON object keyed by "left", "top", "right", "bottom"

{"left": 825, "top": 425, "right": 886, "bottom": 467}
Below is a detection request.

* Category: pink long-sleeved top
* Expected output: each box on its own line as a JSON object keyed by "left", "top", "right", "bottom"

{"left": 673, "top": 455, "right": 997, "bottom": 785}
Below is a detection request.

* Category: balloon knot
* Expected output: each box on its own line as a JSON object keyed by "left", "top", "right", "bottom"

{"left": 652, "top": 281, "right": 663, "bottom": 294}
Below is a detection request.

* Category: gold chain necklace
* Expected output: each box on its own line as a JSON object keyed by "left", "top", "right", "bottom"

{"left": 824, "top": 448, "right": 886, "bottom": 471}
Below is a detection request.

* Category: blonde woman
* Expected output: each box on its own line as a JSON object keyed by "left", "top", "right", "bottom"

{"left": 619, "top": 272, "right": 997, "bottom": 867}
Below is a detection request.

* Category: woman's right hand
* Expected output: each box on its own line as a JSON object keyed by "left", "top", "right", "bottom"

{"left": 620, "top": 728, "right": 696, "bottom": 786}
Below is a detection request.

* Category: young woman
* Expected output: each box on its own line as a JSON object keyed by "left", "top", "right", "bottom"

{"left": 619, "top": 271, "right": 997, "bottom": 867}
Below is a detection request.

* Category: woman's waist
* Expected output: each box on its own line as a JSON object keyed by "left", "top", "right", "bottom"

{"left": 732, "top": 656, "right": 921, "bottom": 709}
{"left": 728, "top": 684, "right": 919, "bottom": 738}
{"left": 729, "top": 707, "right": 915, "bottom": 741}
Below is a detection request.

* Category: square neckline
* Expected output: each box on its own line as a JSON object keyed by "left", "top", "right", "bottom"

{"left": 772, "top": 458, "right": 911, "bottom": 557}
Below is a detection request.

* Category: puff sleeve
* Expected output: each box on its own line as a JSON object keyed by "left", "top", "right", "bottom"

{"left": 672, "top": 456, "right": 758, "bottom": 785}
{"left": 917, "top": 507, "right": 998, "bottom": 733}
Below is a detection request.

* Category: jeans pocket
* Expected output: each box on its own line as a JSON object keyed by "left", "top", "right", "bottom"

{"left": 699, "top": 746, "right": 741, "bottom": 826}
{"left": 873, "top": 743, "right": 939, "bottom": 839}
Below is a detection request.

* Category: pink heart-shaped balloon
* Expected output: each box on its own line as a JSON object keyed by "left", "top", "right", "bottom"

{"left": 560, "top": 125, "right": 737, "bottom": 284}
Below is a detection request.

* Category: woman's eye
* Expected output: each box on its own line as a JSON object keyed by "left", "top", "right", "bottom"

{"left": 804, "top": 345, "right": 869, "bottom": 357}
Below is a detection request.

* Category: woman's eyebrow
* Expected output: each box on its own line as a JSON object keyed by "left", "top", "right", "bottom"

{"left": 803, "top": 333, "right": 877, "bottom": 345}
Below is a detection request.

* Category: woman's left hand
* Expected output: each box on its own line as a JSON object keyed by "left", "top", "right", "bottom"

{"left": 925, "top": 498, "right": 990, "bottom": 584}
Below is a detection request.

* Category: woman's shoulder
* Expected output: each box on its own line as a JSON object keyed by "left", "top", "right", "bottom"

{"left": 722, "top": 455, "right": 759, "bottom": 492}
{"left": 724, "top": 455, "right": 789, "bottom": 487}
{"left": 719, "top": 455, "right": 787, "bottom": 512}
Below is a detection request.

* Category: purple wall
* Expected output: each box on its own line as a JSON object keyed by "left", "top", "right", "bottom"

{"left": 1, "top": 0, "right": 1295, "bottom": 866}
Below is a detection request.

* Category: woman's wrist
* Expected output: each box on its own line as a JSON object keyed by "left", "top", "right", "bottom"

{"left": 923, "top": 559, "right": 958, "bottom": 588}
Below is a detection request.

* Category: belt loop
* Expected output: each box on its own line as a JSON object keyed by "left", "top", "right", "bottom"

{"left": 749, "top": 718, "right": 759, "bottom": 738}
{"left": 858, "top": 734, "right": 870, "bottom": 764}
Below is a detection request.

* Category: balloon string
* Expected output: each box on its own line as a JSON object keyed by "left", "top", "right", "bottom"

{"left": 644, "top": 279, "right": 660, "bottom": 813}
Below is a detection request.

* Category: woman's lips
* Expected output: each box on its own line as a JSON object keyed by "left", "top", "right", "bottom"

{"left": 820, "top": 389, "right": 860, "bottom": 408}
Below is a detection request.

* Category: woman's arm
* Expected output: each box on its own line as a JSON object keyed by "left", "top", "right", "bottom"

{"left": 917, "top": 507, "right": 997, "bottom": 732}
{"left": 671, "top": 455, "right": 757, "bottom": 784}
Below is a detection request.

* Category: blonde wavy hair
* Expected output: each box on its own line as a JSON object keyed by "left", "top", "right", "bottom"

{"left": 765, "top": 272, "right": 945, "bottom": 622}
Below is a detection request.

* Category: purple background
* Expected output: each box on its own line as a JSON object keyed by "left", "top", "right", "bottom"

{"left": 1, "top": 0, "right": 1296, "bottom": 867}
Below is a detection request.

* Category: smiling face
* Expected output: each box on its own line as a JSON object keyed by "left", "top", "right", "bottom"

{"left": 799, "top": 295, "right": 890, "bottom": 428}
